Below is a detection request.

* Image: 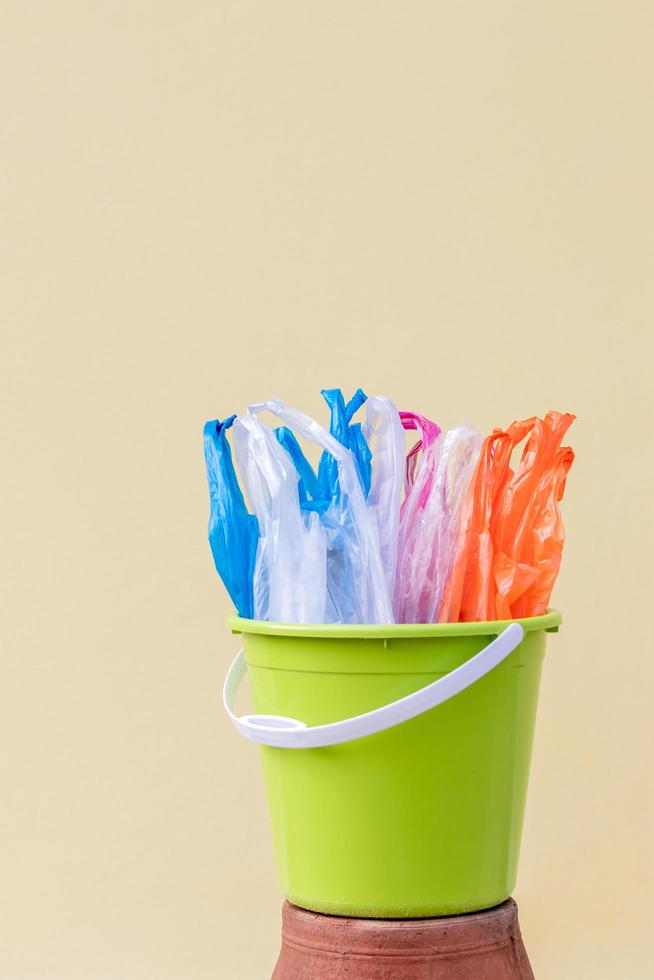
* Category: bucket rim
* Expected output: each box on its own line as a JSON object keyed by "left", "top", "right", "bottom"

{"left": 229, "top": 608, "right": 561, "bottom": 639}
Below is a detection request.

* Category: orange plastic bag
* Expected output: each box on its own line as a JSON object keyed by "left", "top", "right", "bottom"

{"left": 439, "top": 412, "right": 575, "bottom": 622}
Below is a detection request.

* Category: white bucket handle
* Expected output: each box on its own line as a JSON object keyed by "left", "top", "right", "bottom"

{"left": 223, "top": 623, "right": 524, "bottom": 749}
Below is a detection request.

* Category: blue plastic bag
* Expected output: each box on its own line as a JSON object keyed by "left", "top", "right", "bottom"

{"left": 203, "top": 417, "right": 258, "bottom": 618}
{"left": 273, "top": 388, "right": 372, "bottom": 512}
{"left": 317, "top": 387, "right": 372, "bottom": 499}
{"left": 273, "top": 426, "right": 322, "bottom": 508}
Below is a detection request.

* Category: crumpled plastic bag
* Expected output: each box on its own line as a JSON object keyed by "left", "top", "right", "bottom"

{"left": 440, "top": 411, "right": 575, "bottom": 622}
{"left": 394, "top": 414, "right": 481, "bottom": 623}
{"left": 202, "top": 416, "right": 259, "bottom": 618}
{"left": 236, "top": 397, "right": 393, "bottom": 624}
{"left": 317, "top": 387, "right": 372, "bottom": 499}
{"left": 363, "top": 395, "right": 405, "bottom": 598}
{"left": 274, "top": 390, "right": 402, "bottom": 610}
{"left": 232, "top": 411, "right": 327, "bottom": 623}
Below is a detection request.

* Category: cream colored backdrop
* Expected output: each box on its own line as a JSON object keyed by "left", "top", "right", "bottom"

{"left": 2, "top": 3, "right": 653, "bottom": 978}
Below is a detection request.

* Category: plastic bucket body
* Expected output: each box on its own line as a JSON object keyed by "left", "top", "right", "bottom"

{"left": 228, "top": 611, "right": 560, "bottom": 919}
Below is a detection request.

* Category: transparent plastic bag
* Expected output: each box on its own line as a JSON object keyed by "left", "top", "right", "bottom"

{"left": 431, "top": 424, "right": 483, "bottom": 619}
{"left": 232, "top": 412, "right": 327, "bottom": 623}
{"left": 400, "top": 411, "right": 441, "bottom": 497}
{"left": 395, "top": 415, "right": 481, "bottom": 623}
{"left": 245, "top": 397, "right": 393, "bottom": 624}
{"left": 202, "top": 416, "right": 259, "bottom": 618}
{"left": 394, "top": 412, "right": 441, "bottom": 622}
{"left": 363, "top": 396, "right": 405, "bottom": 598}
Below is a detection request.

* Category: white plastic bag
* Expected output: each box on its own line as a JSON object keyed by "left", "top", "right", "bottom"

{"left": 363, "top": 396, "right": 405, "bottom": 599}
{"left": 246, "top": 397, "right": 393, "bottom": 624}
{"left": 232, "top": 412, "right": 327, "bottom": 623}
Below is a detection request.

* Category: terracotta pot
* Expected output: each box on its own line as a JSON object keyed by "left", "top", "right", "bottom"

{"left": 272, "top": 899, "right": 534, "bottom": 979}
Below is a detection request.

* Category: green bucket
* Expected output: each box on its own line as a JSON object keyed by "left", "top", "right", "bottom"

{"left": 224, "top": 610, "right": 561, "bottom": 918}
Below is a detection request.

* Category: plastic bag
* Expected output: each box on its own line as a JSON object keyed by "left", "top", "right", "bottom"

{"left": 273, "top": 387, "right": 372, "bottom": 509}
{"left": 273, "top": 390, "right": 400, "bottom": 611}
{"left": 273, "top": 426, "right": 320, "bottom": 507}
{"left": 400, "top": 411, "right": 441, "bottom": 497}
{"left": 440, "top": 411, "right": 575, "bottom": 622}
{"left": 202, "top": 417, "right": 259, "bottom": 618}
{"left": 363, "top": 396, "right": 405, "bottom": 598}
{"left": 317, "top": 387, "right": 372, "bottom": 499}
{"left": 232, "top": 412, "right": 327, "bottom": 623}
{"left": 244, "top": 397, "right": 393, "bottom": 624}
{"left": 395, "top": 415, "right": 482, "bottom": 623}
{"left": 492, "top": 413, "right": 575, "bottom": 619}
{"left": 394, "top": 412, "right": 441, "bottom": 622}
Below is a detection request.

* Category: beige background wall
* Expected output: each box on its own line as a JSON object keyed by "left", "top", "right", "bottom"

{"left": 2, "top": 3, "right": 653, "bottom": 978}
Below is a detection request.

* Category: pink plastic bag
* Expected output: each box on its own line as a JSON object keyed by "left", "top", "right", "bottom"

{"left": 394, "top": 414, "right": 481, "bottom": 623}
